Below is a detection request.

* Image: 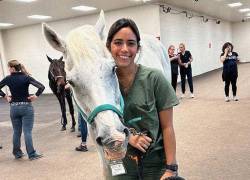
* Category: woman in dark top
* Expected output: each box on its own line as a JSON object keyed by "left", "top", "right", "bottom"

{"left": 220, "top": 42, "right": 239, "bottom": 102}
{"left": 178, "top": 43, "right": 194, "bottom": 98}
{"left": 168, "top": 45, "right": 179, "bottom": 92}
{"left": 0, "top": 60, "right": 45, "bottom": 160}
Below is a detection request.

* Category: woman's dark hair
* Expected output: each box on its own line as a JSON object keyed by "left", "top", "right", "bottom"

{"left": 106, "top": 18, "right": 141, "bottom": 51}
{"left": 222, "top": 42, "right": 233, "bottom": 53}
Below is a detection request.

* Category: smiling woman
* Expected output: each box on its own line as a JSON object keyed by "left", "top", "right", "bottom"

{"left": 105, "top": 18, "right": 183, "bottom": 180}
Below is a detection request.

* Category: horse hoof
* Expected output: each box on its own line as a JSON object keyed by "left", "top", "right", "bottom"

{"left": 61, "top": 126, "right": 66, "bottom": 131}
{"left": 70, "top": 127, "right": 75, "bottom": 132}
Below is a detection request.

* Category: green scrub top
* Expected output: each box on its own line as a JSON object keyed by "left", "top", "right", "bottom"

{"left": 121, "top": 64, "right": 179, "bottom": 155}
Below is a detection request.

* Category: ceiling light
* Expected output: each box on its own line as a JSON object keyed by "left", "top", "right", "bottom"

{"left": 72, "top": 5, "right": 97, "bottom": 11}
{"left": 246, "top": 13, "right": 250, "bottom": 16}
{"left": 239, "top": 8, "right": 250, "bottom": 12}
{"left": 16, "top": 0, "right": 36, "bottom": 2}
{"left": 0, "top": 23, "right": 14, "bottom": 27}
{"left": 27, "top": 15, "right": 51, "bottom": 20}
{"left": 130, "top": 0, "right": 151, "bottom": 2}
{"left": 228, "top": 2, "right": 242, "bottom": 7}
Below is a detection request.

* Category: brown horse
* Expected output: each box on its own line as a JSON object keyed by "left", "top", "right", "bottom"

{"left": 47, "top": 55, "right": 76, "bottom": 131}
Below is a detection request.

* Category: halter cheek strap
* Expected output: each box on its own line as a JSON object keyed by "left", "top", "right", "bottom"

{"left": 72, "top": 94, "right": 124, "bottom": 124}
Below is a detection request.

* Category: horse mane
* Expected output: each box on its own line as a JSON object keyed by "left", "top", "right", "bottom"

{"left": 65, "top": 25, "right": 111, "bottom": 69}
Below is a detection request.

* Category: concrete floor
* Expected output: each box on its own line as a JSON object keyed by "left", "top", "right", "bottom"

{"left": 0, "top": 63, "right": 249, "bottom": 180}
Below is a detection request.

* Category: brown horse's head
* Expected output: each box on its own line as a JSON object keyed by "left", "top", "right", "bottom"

{"left": 47, "top": 55, "right": 66, "bottom": 94}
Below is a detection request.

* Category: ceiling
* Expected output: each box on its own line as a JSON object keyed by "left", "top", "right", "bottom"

{"left": 1, "top": 0, "right": 250, "bottom": 30}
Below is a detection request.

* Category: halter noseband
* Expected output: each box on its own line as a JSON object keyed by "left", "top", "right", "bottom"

{"left": 49, "top": 70, "right": 64, "bottom": 82}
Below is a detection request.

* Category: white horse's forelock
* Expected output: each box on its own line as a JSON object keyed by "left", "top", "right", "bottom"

{"left": 65, "top": 25, "right": 110, "bottom": 69}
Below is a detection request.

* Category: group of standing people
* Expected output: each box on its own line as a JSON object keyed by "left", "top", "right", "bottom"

{"left": 168, "top": 43, "right": 194, "bottom": 98}
{"left": 168, "top": 42, "right": 239, "bottom": 102}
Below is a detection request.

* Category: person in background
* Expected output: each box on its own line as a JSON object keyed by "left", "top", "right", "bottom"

{"left": 75, "top": 112, "right": 88, "bottom": 152}
{"left": 0, "top": 60, "right": 45, "bottom": 160}
{"left": 64, "top": 83, "right": 88, "bottom": 152}
{"left": 106, "top": 18, "right": 183, "bottom": 180}
{"left": 178, "top": 43, "right": 194, "bottom": 98}
{"left": 220, "top": 42, "right": 239, "bottom": 102}
{"left": 168, "top": 45, "right": 179, "bottom": 92}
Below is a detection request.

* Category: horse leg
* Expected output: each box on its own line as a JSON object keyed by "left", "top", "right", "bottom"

{"left": 57, "top": 93, "right": 67, "bottom": 131}
{"left": 65, "top": 89, "right": 76, "bottom": 132}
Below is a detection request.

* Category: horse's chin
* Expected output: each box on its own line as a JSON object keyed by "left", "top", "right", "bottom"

{"left": 103, "top": 148, "right": 127, "bottom": 161}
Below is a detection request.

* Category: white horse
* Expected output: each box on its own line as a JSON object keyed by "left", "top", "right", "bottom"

{"left": 43, "top": 11, "right": 171, "bottom": 178}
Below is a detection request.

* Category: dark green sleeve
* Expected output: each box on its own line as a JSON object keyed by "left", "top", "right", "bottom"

{"left": 153, "top": 70, "right": 179, "bottom": 112}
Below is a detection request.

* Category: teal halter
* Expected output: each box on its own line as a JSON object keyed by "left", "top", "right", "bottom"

{"left": 72, "top": 93, "right": 142, "bottom": 125}
{"left": 72, "top": 95, "right": 124, "bottom": 124}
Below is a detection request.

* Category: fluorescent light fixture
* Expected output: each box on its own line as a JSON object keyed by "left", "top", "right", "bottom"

{"left": 27, "top": 15, "right": 51, "bottom": 20}
{"left": 0, "top": 23, "right": 14, "bottom": 27}
{"left": 131, "top": 0, "right": 151, "bottom": 2}
{"left": 239, "top": 8, "right": 250, "bottom": 12}
{"left": 16, "top": 0, "right": 36, "bottom": 2}
{"left": 246, "top": 13, "right": 250, "bottom": 16}
{"left": 228, "top": 2, "right": 242, "bottom": 7}
{"left": 72, "top": 5, "right": 97, "bottom": 11}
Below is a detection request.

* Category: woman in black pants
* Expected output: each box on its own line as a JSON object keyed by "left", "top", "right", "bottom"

{"left": 168, "top": 45, "right": 179, "bottom": 92}
{"left": 178, "top": 43, "right": 194, "bottom": 98}
{"left": 220, "top": 42, "right": 239, "bottom": 102}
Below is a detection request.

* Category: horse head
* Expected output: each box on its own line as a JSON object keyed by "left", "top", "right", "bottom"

{"left": 43, "top": 11, "right": 129, "bottom": 161}
{"left": 47, "top": 55, "right": 66, "bottom": 94}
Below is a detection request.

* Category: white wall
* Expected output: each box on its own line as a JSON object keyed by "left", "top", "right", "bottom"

{"left": 232, "top": 22, "right": 250, "bottom": 62}
{"left": 0, "top": 31, "right": 9, "bottom": 95}
{"left": 160, "top": 8, "right": 232, "bottom": 76}
{"left": 1, "top": 4, "right": 159, "bottom": 94}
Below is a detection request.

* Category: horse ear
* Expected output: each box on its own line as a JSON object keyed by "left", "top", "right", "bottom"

{"left": 95, "top": 10, "right": 106, "bottom": 41}
{"left": 59, "top": 56, "right": 63, "bottom": 61}
{"left": 46, "top": 55, "right": 53, "bottom": 63}
{"left": 42, "top": 23, "right": 66, "bottom": 53}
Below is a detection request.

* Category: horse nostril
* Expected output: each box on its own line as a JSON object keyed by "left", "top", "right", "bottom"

{"left": 96, "top": 137, "right": 103, "bottom": 146}
{"left": 123, "top": 128, "right": 130, "bottom": 137}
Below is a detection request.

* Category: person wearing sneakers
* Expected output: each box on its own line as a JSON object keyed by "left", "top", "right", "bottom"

{"left": 168, "top": 45, "right": 179, "bottom": 92}
{"left": 64, "top": 83, "right": 88, "bottom": 152}
{"left": 220, "top": 42, "right": 240, "bottom": 102}
{"left": 178, "top": 43, "right": 194, "bottom": 98}
{"left": 75, "top": 112, "right": 88, "bottom": 152}
{"left": 0, "top": 60, "right": 45, "bottom": 160}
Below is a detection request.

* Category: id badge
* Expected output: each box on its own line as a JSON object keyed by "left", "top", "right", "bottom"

{"left": 109, "top": 160, "right": 126, "bottom": 176}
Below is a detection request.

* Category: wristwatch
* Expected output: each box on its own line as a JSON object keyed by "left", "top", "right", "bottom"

{"left": 166, "top": 164, "right": 178, "bottom": 172}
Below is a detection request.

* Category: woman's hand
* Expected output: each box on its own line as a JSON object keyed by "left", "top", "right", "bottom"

{"left": 5, "top": 95, "right": 11, "bottom": 103}
{"left": 129, "top": 134, "right": 152, "bottom": 153}
{"left": 65, "top": 83, "right": 71, "bottom": 89}
{"left": 224, "top": 47, "right": 229, "bottom": 54}
{"left": 27, "top": 95, "right": 38, "bottom": 102}
{"left": 160, "top": 170, "right": 177, "bottom": 180}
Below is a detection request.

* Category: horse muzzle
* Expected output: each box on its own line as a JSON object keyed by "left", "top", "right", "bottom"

{"left": 96, "top": 128, "right": 129, "bottom": 160}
